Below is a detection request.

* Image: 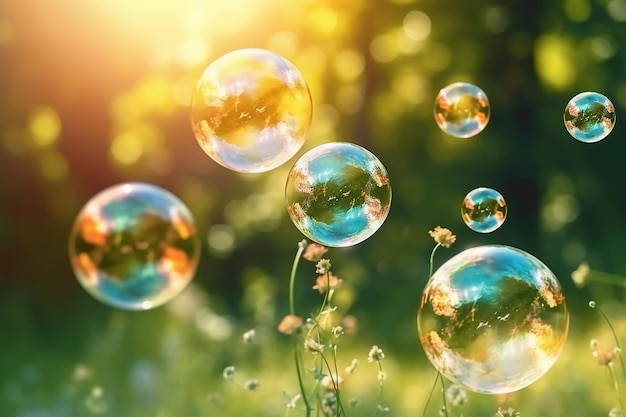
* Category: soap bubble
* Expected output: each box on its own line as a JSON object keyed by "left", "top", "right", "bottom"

{"left": 564, "top": 92, "right": 616, "bottom": 143}
{"left": 434, "top": 82, "right": 490, "bottom": 138}
{"left": 190, "top": 48, "right": 312, "bottom": 173}
{"left": 68, "top": 183, "right": 200, "bottom": 310}
{"left": 462, "top": 187, "right": 507, "bottom": 233}
{"left": 418, "top": 245, "right": 569, "bottom": 394}
{"left": 285, "top": 142, "right": 392, "bottom": 247}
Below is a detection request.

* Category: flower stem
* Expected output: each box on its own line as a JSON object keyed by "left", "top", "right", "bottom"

{"left": 608, "top": 363, "right": 625, "bottom": 415}
{"left": 439, "top": 373, "right": 449, "bottom": 417}
{"left": 289, "top": 242, "right": 312, "bottom": 417}
{"left": 593, "top": 303, "right": 626, "bottom": 381}
{"left": 429, "top": 243, "right": 441, "bottom": 277}
{"left": 422, "top": 372, "right": 439, "bottom": 417}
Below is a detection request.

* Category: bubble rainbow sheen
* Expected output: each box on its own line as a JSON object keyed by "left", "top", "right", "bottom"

{"left": 68, "top": 183, "right": 200, "bottom": 310}
{"left": 434, "top": 82, "right": 490, "bottom": 138}
{"left": 462, "top": 187, "right": 507, "bottom": 233}
{"left": 190, "top": 48, "right": 312, "bottom": 173}
{"left": 285, "top": 142, "right": 392, "bottom": 247}
{"left": 564, "top": 92, "right": 616, "bottom": 143}
{"left": 418, "top": 245, "right": 569, "bottom": 394}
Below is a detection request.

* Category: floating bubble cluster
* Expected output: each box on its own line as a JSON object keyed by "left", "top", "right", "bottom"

{"left": 434, "top": 82, "right": 490, "bottom": 138}
{"left": 418, "top": 245, "right": 569, "bottom": 394}
{"left": 285, "top": 142, "right": 392, "bottom": 247}
{"left": 564, "top": 92, "right": 616, "bottom": 143}
{"left": 68, "top": 183, "right": 200, "bottom": 310}
{"left": 190, "top": 48, "right": 312, "bottom": 173}
{"left": 462, "top": 187, "right": 507, "bottom": 233}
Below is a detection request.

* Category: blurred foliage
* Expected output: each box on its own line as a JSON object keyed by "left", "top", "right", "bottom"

{"left": 0, "top": 0, "right": 625, "bottom": 415}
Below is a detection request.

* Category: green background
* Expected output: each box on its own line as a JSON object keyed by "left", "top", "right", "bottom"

{"left": 0, "top": 0, "right": 624, "bottom": 415}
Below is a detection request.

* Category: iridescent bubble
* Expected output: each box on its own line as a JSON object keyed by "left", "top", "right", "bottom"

{"left": 434, "top": 82, "right": 490, "bottom": 138}
{"left": 285, "top": 142, "right": 392, "bottom": 247}
{"left": 564, "top": 92, "right": 616, "bottom": 143}
{"left": 462, "top": 187, "right": 507, "bottom": 233}
{"left": 418, "top": 245, "right": 569, "bottom": 394}
{"left": 68, "top": 183, "right": 200, "bottom": 310}
{"left": 190, "top": 48, "right": 312, "bottom": 173}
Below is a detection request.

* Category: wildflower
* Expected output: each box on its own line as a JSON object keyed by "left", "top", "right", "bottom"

{"left": 368, "top": 345, "right": 385, "bottom": 362}
{"left": 445, "top": 384, "right": 468, "bottom": 407}
{"left": 222, "top": 366, "right": 236, "bottom": 379}
{"left": 321, "top": 373, "right": 343, "bottom": 390}
{"left": 609, "top": 407, "right": 623, "bottom": 417}
{"left": 313, "top": 272, "right": 343, "bottom": 294}
{"left": 243, "top": 378, "right": 260, "bottom": 391}
{"left": 348, "top": 397, "right": 361, "bottom": 408}
{"left": 593, "top": 345, "right": 615, "bottom": 366}
{"left": 242, "top": 329, "right": 255, "bottom": 343}
{"left": 571, "top": 262, "right": 590, "bottom": 288}
{"left": 495, "top": 407, "right": 520, "bottom": 417}
{"left": 377, "top": 405, "right": 390, "bottom": 412}
{"left": 377, "top": 371, "right": 387, "bottom": 383}
{"left": 341, "top": 315, "right": 359, "bottom": 335}
{"left": 589, "top": 300, "right": 597, "bottom": 308}
{"left": 303, "top": 243, "right": 328, "bottom": 262}
{"left": 322, "top": 391, "right": 337, "bottom": 409}
{"left": 285, "top": 393, "right": 300, "bottom": 409}
{"left": 428, "top": 227, "right": 456, "bottom": 248}
{"left": 277, "top": 314, "right": 303, "bottom": 335}
{"left": 345, "top": 358, "right": 359, "bottom": 374}
{"left": 331, "top": 326, "right": 344, "bottom": 337}
{"left": 316, "top": 259, "right": 332, "bottom": 274}
{"left": 304, "top": 337, "right": 325, "bottom": 353}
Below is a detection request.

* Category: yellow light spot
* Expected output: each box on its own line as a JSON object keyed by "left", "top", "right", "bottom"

{"left": 564, "top": 0, "right": 591, "bottom": 22}
{"left": 177, "top": 36, "right": 210, "bottom": 67}
{"left": 28, "top": 106, "right": 61, "bottom": 147}
{"left": 333, "top": 49, "right": 365, "bottom": 81}
{"left": 40, "top": 151, "right": 69, "bottom": 181}
{"left": 110, "top": 133, "right": 143, "bottom": 165}
{"left": 370, "top": 33, "right": 399, "bottom": 63}
{"left": 172, "top": 77, "right": 196, "bottom": 107}
{"left": 403, "top": 10, "right": 431, "bottom": 42}
{"left": 392, "top": 72, "right": 429, "bottom": 106}
{"left": 266, "top": 31, "right": 299, "bottom": 58}
{"left": 534, "top": 34, "right": 576, "bottom": 90}
{"left": 306, "top": 7, "right": 337, "bottom": 36}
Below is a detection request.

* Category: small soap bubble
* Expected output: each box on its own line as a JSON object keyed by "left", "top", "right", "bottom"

{"left": 68, "top": 183, "right": 200, "bottom": 310}
{"left": 418, "top": 245, "right": 569, "bottom": 394}
{"left": 190, "top": 48, "right": 313, "bottom": 173}
{"left": 434, "top": 82, "right": 490, "bottom": 138}
{"left": 564, "top": 92, "right": 616, "bottom": 143}
{"left": 285, "top": 142, "right": 392, "bottom": 247}
{"left": 462, "top": 187, "right": 507, "bottom": 233}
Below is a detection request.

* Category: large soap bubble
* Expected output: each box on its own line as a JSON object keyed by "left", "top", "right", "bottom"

{"left": 418, "top": 245, "right": 569, "bottom": 394}
{"left": 564, "top": 92, "right": 616, "bottom": 143}
{"left": 68, "top": 183, "right": 200, "bottom": 310}
{"left": 285, "top": 142, "right": 392, "bottom": 247}
{"left": 190, "top": 48, "right": 312, "bottom": 173}
{"left": 462, "top": 187, "right": 507, "bottom": 233}
{"left": 434, "top": 82, "right": 490, "bottom": 138}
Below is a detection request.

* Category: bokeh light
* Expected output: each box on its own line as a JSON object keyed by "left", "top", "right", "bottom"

{"left": 418, "top": 245, "right": 569, "bottom": 394}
